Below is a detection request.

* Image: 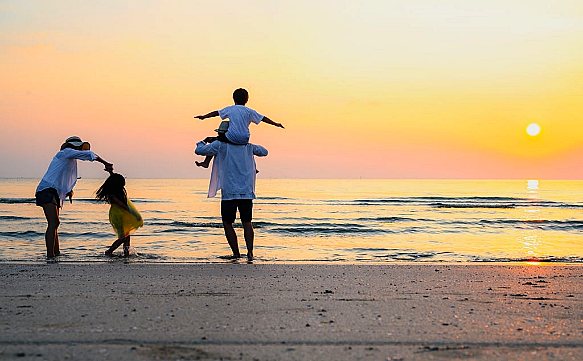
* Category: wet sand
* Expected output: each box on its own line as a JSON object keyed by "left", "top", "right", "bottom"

{"left": 0, "top": 263, "right": 581, "bottom": 360}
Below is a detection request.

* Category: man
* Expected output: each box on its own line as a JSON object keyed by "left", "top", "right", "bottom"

{"left": 195, "top": 135, "right": 268, "bottom": 261}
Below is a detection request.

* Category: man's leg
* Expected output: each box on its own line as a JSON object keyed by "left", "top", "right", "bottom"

{"left": 41, "top": 204, "right": 60, "bottom": 258}
{"left": 239, "top": 200, "right": 254, "bottom": 261}
{"left": 242, "top": 221, "right": 254, "bottom": 260}
{"left": 222, "top": 222, "right": 240, "bottom": 257}
{"left": 221, "top": 200, "right": 240, "bottom": 258}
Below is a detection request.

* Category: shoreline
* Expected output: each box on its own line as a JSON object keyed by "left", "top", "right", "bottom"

{"left": 1, "top": 259, "right": 582, "bottom": 265}
{"left": 1, "top": 263, "right": 582, "bottom": 360}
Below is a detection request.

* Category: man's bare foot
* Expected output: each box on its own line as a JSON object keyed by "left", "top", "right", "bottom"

{"left": 123, "top": 246, "right": 130, "bottom": 258}
{"left": 218, "top": 254, "right": 241, "bottom": 260}
{"left": 247, "top": 253, "right": 254, "bottom": 262}
{"left": 104, "top": 249, "right": 113, "bottom": 256}
{"left": 195, "top": 161, "right": 210, "bottom": 168}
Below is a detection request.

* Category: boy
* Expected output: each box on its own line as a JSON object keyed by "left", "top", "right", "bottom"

{"left": 194, "top": 88, "right": 284, "bottom": 168}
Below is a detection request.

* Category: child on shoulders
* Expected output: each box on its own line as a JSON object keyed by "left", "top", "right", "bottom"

{"left": 193, "top": 88, "right": 284, "bottom": 168}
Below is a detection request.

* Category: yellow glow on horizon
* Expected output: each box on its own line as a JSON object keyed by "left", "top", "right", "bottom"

{"left": 1, "top": 1, "right": 582, "bottom": 178}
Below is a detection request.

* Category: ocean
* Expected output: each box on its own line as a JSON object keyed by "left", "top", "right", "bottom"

{"left": 0, "top": 179, "right": 581, "bottom": 263}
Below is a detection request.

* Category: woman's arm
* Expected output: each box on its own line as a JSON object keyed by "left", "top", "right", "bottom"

{"left": 96, "top": 156, "right": 114, "bottom": 173}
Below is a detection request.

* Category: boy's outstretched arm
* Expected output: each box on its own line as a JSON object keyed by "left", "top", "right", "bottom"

{"left": 261, "top": 116, "right": 284, "bottom": 129}
{"left": 194, "top": 111, "right": 219, "bottom": 120}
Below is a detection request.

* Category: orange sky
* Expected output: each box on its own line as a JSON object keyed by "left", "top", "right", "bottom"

{"left": 1, "top": 1, "right": 582, "bottom": 179}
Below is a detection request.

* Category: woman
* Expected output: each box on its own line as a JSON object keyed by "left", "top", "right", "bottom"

{"left": 35, "top": 136, "right": 113, "bottom": 258}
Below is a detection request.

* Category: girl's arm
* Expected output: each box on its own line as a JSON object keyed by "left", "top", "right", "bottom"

{"left": 109, "top": 195, "right": 131, "bottom": 213}
{"left": 194, "top": 110, "right": 219, "bottom": 120}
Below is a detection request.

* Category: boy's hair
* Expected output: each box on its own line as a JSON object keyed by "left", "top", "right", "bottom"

{"left": 233, "top": 88, "right": 249, "bottom": 105}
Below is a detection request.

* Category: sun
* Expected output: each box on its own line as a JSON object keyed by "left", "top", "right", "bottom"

{"left": 526, "top": 123, "right": 541, "bottom": 137}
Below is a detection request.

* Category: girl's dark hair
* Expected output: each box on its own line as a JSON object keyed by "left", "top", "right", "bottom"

{"left": 96, "top": 173, "right": 127, "bottom": 204}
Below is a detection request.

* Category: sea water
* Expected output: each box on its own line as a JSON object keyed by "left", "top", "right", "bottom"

{"left": 0, "top": 179, "right": 581, "bottom": 263}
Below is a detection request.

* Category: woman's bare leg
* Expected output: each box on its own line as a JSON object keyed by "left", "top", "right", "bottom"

{"left": 41, "top": 204, "right": 60, "bottom": 258}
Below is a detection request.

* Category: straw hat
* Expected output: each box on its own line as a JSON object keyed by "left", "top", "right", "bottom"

{"left": 65, "top": 136, "right": 84, "bottom": 147}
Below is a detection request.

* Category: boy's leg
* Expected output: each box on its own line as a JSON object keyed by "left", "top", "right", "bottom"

{"left": 195, "top": 155, "right": 213, "bottom": 168}
{"left": 41, "top": 204, "right": 60, "bottom": 258}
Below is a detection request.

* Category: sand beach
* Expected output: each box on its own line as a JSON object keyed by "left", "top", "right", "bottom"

{"left": 0, "top": 263, "right": 581, "bottom": 360}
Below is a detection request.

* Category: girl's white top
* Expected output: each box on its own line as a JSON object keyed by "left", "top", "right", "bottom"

{"left": 36, "top": 148, "right": 98, "bottom": 206}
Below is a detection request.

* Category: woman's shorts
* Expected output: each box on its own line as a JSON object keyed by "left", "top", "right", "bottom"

{"left": 35, "top": 188, "right": 60, "bottom": 208}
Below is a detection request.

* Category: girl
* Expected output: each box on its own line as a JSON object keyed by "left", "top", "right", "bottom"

{"left": 96, "top": 173, "right": 143, "bottom": 257}
{"left": 35, "top": 136, "right": 113, "bottom": 258}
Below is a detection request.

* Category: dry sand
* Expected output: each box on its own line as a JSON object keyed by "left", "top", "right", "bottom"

{"left": 0, "top": 263, "right": 581, "bottom": 360}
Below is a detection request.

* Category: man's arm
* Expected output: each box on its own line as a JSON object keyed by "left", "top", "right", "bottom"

{"left": 195, "top": 140, "right": 220, "bottom": 156}
{"left": 251, "top": 144, "right": 268, "bottom": 157}
{"left": 194, "top": 111, "right": 219, "bottom": 120}
{"left": 261, "top": 116, "right": 284, "bottom": 129}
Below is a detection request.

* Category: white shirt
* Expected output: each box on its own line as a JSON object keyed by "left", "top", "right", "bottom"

{"left": 36, "top": 148, "right": 98, "bottom": 206}
{"left": 218, "top": 105, "right": 264, "bottom": 144}
{"left": 195, "top": 141, "right": 268, "bottom": 200}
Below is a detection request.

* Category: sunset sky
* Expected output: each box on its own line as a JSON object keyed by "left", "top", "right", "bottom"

{"left": 1, "top": 1, "right": 582, "bottom": 179}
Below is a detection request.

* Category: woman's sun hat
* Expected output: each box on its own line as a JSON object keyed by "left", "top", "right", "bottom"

{"left": 65, "top": 136, "right": 84, "bottom": 147}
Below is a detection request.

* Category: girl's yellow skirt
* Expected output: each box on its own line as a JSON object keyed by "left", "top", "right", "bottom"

{"left": 109, "top": 200, "right": 143, "bottom": 238}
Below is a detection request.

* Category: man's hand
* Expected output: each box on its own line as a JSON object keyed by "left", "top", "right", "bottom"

{"left": 275, "top": 122, "right": 285, "bottom": 129}
{"left": 194, "top": 115, "right": 205, "bottom": 120}
{"left": 204, "top": 136, "right": 217, "bottom": 143}
{"left": 104, "top": 163, "right": 114, "bottom": 173}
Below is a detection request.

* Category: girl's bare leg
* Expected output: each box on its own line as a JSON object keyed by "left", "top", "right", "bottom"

{"left": 105, "top": 236, "right": 129, "bottom": 255}
{"left": 123, "top": 235, "right": 131, "bottom": 257}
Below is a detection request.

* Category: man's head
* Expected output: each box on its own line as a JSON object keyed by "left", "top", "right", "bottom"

{"left": 233, "top": 88, "right": 249, "bottom": 105}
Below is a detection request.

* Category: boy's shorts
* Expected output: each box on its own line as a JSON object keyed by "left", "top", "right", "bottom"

{"left": 35, "top": 188, "right": 60, "bottom": 208}
{"left": 221, "top": 199, "right": 253, "bottom": 223}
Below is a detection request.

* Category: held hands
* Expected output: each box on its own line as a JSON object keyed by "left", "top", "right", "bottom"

{"left": 104, "top": 163, "right": 114, "bottom": 174}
